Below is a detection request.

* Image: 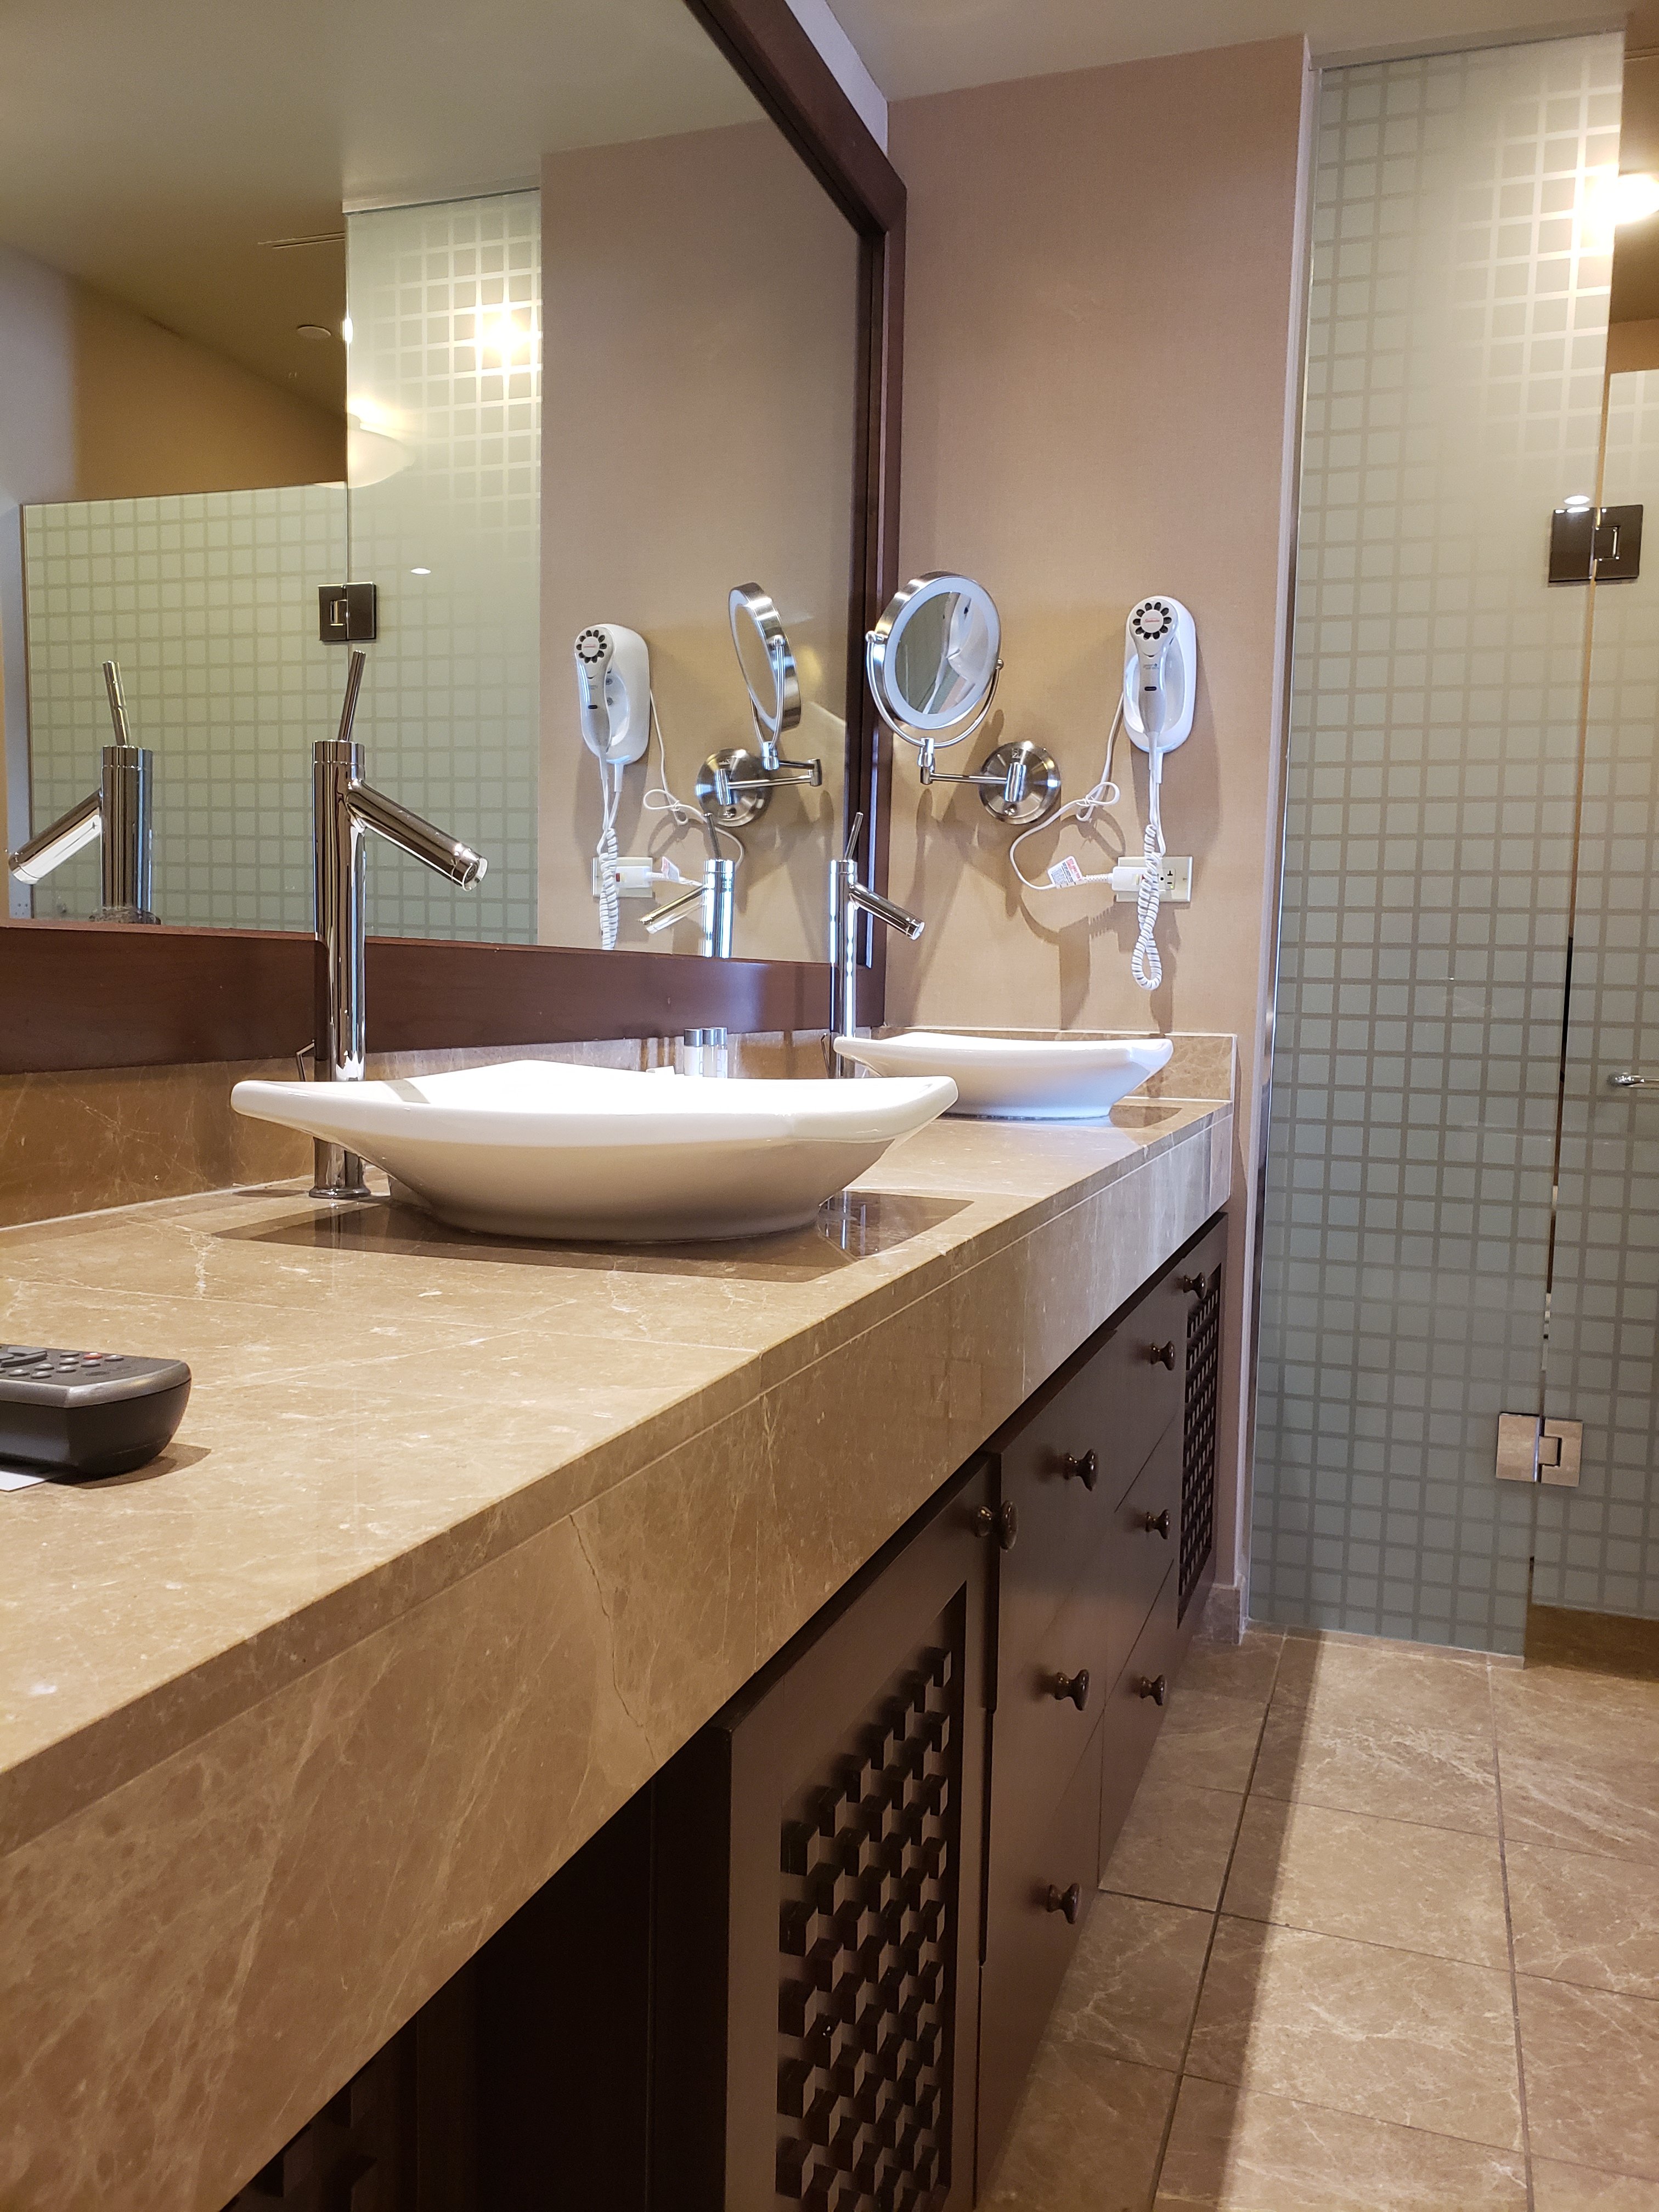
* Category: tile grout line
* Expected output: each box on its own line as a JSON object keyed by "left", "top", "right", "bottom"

{"left": 1143, "top": 1632, "right": 1288, "bottom": 2207}
{"left": 1489, "top": 1654, "right": 1537, "bottom": 2212}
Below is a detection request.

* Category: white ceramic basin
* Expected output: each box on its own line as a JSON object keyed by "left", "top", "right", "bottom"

{"left": 231, "top": 1059, "right": 957, "bottom": 1242}
{"left": 833, "top": 1031, "right": 1173, "bottom": 1120}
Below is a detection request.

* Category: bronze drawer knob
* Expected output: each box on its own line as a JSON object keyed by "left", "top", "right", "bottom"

{"left": 1062, "top": 1448, "right": 1099, "bottom": 1491}
{"left": 1051, "top": 1668, "right": 1091, "bottom": 1711}
{"left": 1142, "top": 1509, "right": 1172, "bottom": 1539}
{"left": 1045, "top": 1882, "right": 1082, "bottom": 1926}
{"left": 1148, "top": 1341, "right": 1176, "bottom": 1370}
{"left": 1138, "top": 1673, "right": 1169, "bottom": 1706}
{"left": 974, "top": 1500, "right": 1019, "bottom": 1551}
{"left": 1180, "top": 1271, "right": 1209, "bottom": 1297}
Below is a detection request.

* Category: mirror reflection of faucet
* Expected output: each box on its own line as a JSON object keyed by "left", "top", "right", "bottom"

{"left": 827, "top": 811, "right": 923, "bottom": 1079}
{"left": 7, "top": 660, "right": 160, "bottom": 922}
{"left": 866, "top": 573, "right": 1060, "bottom": 826}
{"left": 696, "top": 583, "right": 823, "bottom": 827}
{"left": 310, "top": 647, "right": 488, "bottom": 1200}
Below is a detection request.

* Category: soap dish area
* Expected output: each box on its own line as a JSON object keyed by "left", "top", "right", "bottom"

{"left": 832, "top": 1031, "right": 1175, "bottom": 1120}
{"left": 231, "top": 1058, "right": 957, "bottom": 1243}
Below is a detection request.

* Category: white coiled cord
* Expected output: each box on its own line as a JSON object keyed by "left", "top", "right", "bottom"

{"left": 1130, "top": 737, "right": 1164, "bottom": 992}
{"left": 595, "top": 760, "right": 623, "bottom": 950}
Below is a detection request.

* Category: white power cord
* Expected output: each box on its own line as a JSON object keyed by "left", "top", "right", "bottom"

{"left": 595, "top": 760, "right": 623, "bottom": 950}
{"left": 1008, "top": 701, "right": 1125, "bottom": 893}
{"left": 641, "top": 693, "right": 742, "bottom": 864}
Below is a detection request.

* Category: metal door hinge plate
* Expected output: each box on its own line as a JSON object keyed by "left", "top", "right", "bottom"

{"left": 1549, "top": 502, "right": 1642, "bottom": 584}
{"left": 319, "top": 582, "right": 379, "bottom": 642}
{"left": 1496, "top": 1413, "right": 1583, "bottom": 1486}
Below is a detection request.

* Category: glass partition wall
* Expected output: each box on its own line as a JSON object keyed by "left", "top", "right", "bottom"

{"left": 1254, "top": 32, "right": 1623, "bottom": 1654}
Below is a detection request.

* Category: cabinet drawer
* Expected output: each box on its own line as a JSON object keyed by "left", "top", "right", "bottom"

{"left": 979, "top": 1715, "right": 1104, "bottom": 2185}
{"left": 1090, "top": 1269, "right": 1190, "bottom": 1499}
{"left": 1107, "top": 1422, "right": 1182, "bottom": 1687}
{"left": 989, "top": 1571, "right": 1110, "bottom": 1872}
{"left": 1099, "top": 1565, "right": 1179, "bottom": 1878}
{"left": 996, "top": 1372, "right": 1116, "bottom": 1680}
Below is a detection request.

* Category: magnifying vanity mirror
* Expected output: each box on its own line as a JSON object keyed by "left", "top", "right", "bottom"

{"left": 697, "top": 584, "right": 825, "bottom": 830}
{"left": 0, "top": 0, "right": 902, "bottom": 1065}
{"left": 867, "top": 572, "right": 1059, "bottom": 825}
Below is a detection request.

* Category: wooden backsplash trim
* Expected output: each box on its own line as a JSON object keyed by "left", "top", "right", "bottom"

{"left": 0, "top": 920, "right": 830, "bottom": 1074}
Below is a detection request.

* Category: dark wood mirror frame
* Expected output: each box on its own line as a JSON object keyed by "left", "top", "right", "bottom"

{"left": 0, "top": 0, "right": 903, "bottom": 1078}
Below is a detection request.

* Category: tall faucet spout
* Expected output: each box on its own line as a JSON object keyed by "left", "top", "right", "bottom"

{"left": 827, "top": 811, "right": 923, "bottom": 1076}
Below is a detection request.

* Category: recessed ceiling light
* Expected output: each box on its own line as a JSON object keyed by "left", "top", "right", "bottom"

{"left": 410, "top": 567, "right": 432, "bottom": 577}
{"left": 1615, "top": 172, "right": 1659, "bottom": 225}
{"left": 296, "top": 323, "right": 333, "bottom": 341}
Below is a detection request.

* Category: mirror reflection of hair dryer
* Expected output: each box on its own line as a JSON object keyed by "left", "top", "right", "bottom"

{"left": 573, "top": 624, "right": 651, "bottom": 947}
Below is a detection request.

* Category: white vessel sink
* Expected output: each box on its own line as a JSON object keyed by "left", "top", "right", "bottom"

{"left": 231, "top": 1059, "right": 957, "bottom": 1242}
{"left": 833, "top": 1031, "right": 1173, "bottom": 1120}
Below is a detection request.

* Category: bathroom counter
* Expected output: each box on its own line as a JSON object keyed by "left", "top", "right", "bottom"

{"left": 0, "top": 1088, "right": 1231, "bottom": 2210}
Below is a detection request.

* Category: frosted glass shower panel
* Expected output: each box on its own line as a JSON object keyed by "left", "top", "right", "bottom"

{"left": 1252, "top": 37, "right": 1620, "bottom": 1651}
{"left": 22, "top": 485, "right": 346, "bottom": 929}
{"left": 1534, "top": 368, "right": 1659, "bottom": 1621}
{"left": 344, "top": 191, "right": 541, "bottom": 943}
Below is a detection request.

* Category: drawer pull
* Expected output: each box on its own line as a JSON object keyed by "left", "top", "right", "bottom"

{"left": 974, "top": 1500, "right": 1019, "bottom": 1551}
{"left": 1045, "top": 1882, "right": 1082, "bottom": 1926}
{"left": 1062, "top": 1448, "right": 1099, "bottom": 1491}
{"left": 1051, "top": 1668, "right": 1091, "bottom": 1711}
{"left": 1138, "top": 1673, "right": 1169, "bottom": 1706}
{"left": 1148, "top": 1341, "right": 1177, "bottom": 1370}
{"left": 1180, "top": 1270, "right": 1209, "bottom": 1297}
{"left": 1142, "top": 1509, "right": 1172, "bottom": 1540}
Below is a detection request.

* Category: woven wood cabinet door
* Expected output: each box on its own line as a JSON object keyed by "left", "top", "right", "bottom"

{"left": 651, "top": 1458, "right": 993, "bottom": 2212}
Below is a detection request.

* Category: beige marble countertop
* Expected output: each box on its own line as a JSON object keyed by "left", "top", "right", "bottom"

{"left": 2, "top": 1097, "right": 1220, "bottom": 1850}
{"left": 0, "top": 1090, "right": 1232, "bottom": 2210}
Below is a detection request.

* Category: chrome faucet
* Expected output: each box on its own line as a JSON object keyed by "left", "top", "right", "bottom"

{"left": 828, "top": 812, "right": 923, "bottom": 1077}
{"left": 7, "top": 661, "right": 157, "bottom": 922}
{"left": 311, "top": 649, "right": 488, "bottom": 1199}
{"left": 641, "top": 803, "right": 735, "bottom": 958}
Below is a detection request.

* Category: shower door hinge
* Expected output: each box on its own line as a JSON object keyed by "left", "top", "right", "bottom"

{"left": 1548, "top": 501, "right": 1642, "bottom": 584}
{"left": 1496, "top": 1413, "right": 1583, "bottom": 1486}
{"left": 319, "top": 582, "right": 379, "bottom": 642}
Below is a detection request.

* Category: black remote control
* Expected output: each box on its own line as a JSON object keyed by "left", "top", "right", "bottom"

{"left": 0, "top": 1345, "right": 192, "bottom": 1479}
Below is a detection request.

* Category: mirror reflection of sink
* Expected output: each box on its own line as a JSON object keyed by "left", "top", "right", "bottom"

{"left": 230, "top": 1060, "right": 957, "bottom": 1242}
{"left": 832, "top": 1032, "right": 1174, "bottom": 1121}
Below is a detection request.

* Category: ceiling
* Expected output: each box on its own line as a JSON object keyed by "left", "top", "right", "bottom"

{"left": 822, "top": 0, "right": 1633, "bottom": 100}
{"left": 0, "top": 0, "right": 759, "bottom": 413}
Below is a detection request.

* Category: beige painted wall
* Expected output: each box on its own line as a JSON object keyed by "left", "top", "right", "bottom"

{"left": 886, "top": 37, "right": 1316, "bottom": 1607}
{"left": 539, "top": 120, "right": 861, "bottom": 962}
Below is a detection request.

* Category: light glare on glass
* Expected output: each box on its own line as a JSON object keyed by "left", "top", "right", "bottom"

{"left": 1615, "top": 172, "right": 1659, "bottom": 224}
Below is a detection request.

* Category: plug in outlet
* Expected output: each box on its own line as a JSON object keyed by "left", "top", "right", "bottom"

{"left": 1110, "top": 857, "right": 1193, "bottom": 906}
{"left": 591, "top": 855, "right": 680, "bottom": 901}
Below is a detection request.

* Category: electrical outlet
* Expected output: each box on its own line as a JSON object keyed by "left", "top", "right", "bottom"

{"left": 1156, "top": 856, "right": 1192, "bottom": 904}
{"left": 591, "top": 856, "right": 676, "bottom": 901}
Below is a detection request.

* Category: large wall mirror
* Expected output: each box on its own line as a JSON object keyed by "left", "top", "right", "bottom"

{"left": 0, "top": 0, "right": 889, "bottom": 990}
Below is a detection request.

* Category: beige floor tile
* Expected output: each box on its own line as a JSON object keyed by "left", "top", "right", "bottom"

{"left": 1506, "top": 1841, "right": 1659, "bottom": 1997}
{"left": 1222, "top": 1798, "right": 1509, "bottom": 1966}
{"left": 1103, "top": 1760, "right": 1245, "bottom": 1912}
{"left": 1179, "top": 1629, "right": 1285, "bottom": 1708}
{"left": 1272, "top": 1633, "right": 1493, "bottom": 1729}
{"left": 979, "top": 2041, "right": 1177, "bottom": 2212}
{"left": 1153, "top": 2075, "right": 1528, "bottom": 2210}
{"left": 1495, "top": 1669, "right": 1659, "bottom": 1867}
{"left": 1151, "top": 1687, "right": 1268, "bottom": 1795}
{"left": 1250, "top": 1697, "right": 1499, "bottom": 1835}
{"left": 1517, "top": 1975, "right": 1659, "bottom": 2180}
{"left": 1048, "top": 1894, "right": 1213, "bottom": 2071}
{"left": 1184, "top": 1917, "right": 1522, "bottom": 2150}
{"left": 1532, "top": 2159, "right": 1659, "bottom": 2210}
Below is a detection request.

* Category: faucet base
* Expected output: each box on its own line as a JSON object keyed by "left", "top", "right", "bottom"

{"left": 311, "top": 1140, "right": 373, "bottom": 1201}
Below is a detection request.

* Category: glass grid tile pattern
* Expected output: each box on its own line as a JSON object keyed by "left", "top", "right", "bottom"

{"left": 1252, "top": 36, "right": 1620, "bottom": 1654}
{"left": 22, "top": 486, "right": 345, "bottom": 929}
{"left": 1534, "top": 368, "right": 1659, "bottom": 1620}
{"left": 345, "top": 191, "right": 540, "bottom": 943}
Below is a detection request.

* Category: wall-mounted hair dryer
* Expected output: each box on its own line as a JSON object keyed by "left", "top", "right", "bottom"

{"left": 1122, "top": 596, "right": 1196, "bottom": 990}
{"left": 574, "top": 624, "right": 650, "bottom": 948}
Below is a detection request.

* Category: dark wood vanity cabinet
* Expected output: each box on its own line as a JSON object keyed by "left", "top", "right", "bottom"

{"left": 976, "top": 1209, "right": 1226, "bottom": 2181}
{"left": 222, "top": 1214, "right": 1226, "bottom": 2212}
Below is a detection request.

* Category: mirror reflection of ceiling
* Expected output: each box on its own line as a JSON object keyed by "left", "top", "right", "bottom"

{"left": 823, "top": 0, "right": 1641, "bottom": 98}
{"left": 0, "top": 0, "right": 760, "bottom": 414}
{"left": 1613, "top": 50, "right": 1659, "bottom": 331}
